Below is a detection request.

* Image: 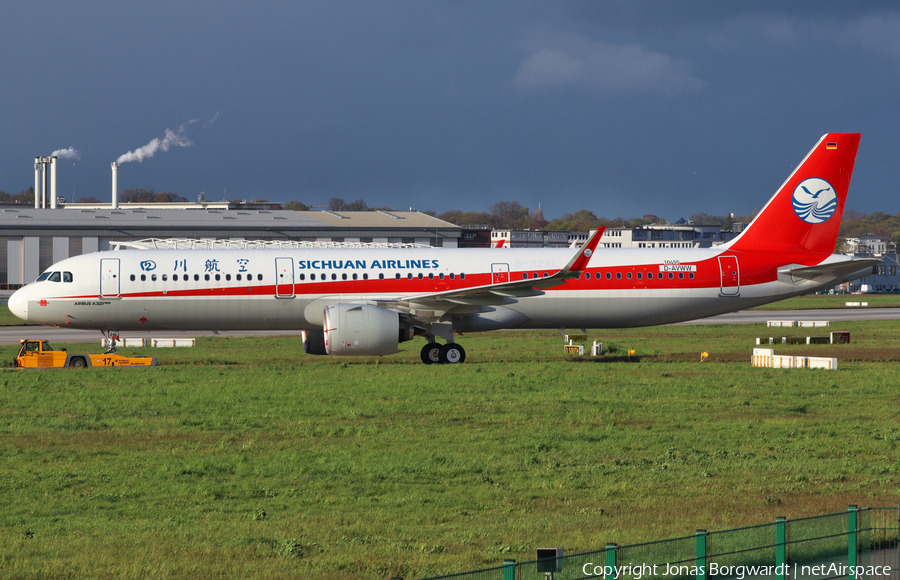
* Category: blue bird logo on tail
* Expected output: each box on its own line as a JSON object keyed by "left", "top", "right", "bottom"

{"left": 792, "top": 178, "right": 837, "bottom": 224}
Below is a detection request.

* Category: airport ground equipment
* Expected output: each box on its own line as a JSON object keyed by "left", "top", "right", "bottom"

{"left": 14, "top": 339, "right": 157, "bottom": 369}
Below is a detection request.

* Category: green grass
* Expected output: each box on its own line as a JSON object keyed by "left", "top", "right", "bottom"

{"left": 0, "top": 300, "right": 28, "bottom": 327}
{"left": 750, "top": 293, "right": 900, "bottom": 310}
{"left": 1, "top": 323, "right": 899, "bottom": 579}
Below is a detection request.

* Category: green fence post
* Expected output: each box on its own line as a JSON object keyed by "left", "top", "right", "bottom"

{"left": 848, "top": 506, "right": 858, "bottom": 580}
{"left": 503, "top": 559, "right": 516, "bottom": 580}
{"left": 776, "top": 517, "right": 786, "bottom": 580}
{"left": 606, "top": 544, "right": 617, "bottom": 580}
{"left": 696, "top": 530, "right": 707, "bottom": 580}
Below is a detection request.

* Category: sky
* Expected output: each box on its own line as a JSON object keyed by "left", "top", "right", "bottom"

{"left": 4, "top": 1, "right": 900, "bottom": 221}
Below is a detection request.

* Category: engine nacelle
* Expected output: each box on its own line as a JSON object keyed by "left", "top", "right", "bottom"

{"left": 302, "top": 329, "right": 328, "bottom": 355}
{"left": 323, "top": 303, "right": 414, "bottom": 356}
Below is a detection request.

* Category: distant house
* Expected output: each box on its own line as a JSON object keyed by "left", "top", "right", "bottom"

{"left": 844, "top": 233, "right": 891, "bottom": 256}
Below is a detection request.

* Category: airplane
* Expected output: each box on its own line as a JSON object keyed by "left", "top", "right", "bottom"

{"left": 8, "top": 133, "right": 878, "bottom": 364}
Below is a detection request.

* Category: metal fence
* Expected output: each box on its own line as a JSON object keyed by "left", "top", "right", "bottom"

{"left": 418, "top": 507, "right": 899, "bottom": 580}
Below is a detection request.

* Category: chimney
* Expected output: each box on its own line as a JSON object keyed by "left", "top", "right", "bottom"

{"left": 111, "top": 162, "right": 119, "bottom": 209}
{"left": 49, "top": 156, "right": 57, "bottom": 209}
{"left": 34, "top": 157, "right": 41, "bottom": 209}
{"left": 41, "top": 157, "right": 48, "bottom": 209}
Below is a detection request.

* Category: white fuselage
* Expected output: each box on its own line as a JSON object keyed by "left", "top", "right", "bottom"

{"left": 8, "top": 245, "right": 862, "bottom": 333}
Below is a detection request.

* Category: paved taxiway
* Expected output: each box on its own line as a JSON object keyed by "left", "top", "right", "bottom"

{"left": 1, "top": 308, "right": 899, "bottom": 346}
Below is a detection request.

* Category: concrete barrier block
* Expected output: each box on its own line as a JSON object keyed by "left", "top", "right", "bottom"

{"left": 151, "top": 338, "right": 196, "bottom": 348}
{"left": 808, "top": 357, "right": 838, "bottom": 370}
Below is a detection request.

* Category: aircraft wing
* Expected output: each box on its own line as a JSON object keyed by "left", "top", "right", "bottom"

{"left": 389, "top": 227, "right": 605, "bottom": 307}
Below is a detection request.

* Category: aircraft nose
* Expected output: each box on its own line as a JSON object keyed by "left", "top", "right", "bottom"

{"left": 8, "top": 288, "right": 28, "bottom": 322}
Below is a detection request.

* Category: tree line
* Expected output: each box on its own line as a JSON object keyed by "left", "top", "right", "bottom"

{"left": 4, "top": 185, "right": 900, "bottom": 244}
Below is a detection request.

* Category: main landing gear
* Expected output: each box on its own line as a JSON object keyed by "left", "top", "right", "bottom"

{"left": 420, "top": 341, "right": 466, "bottom": 365}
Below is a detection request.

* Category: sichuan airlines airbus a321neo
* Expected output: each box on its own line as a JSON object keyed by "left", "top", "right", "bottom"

{"left": 8, "top": 133, "right": 878, "bottom": 364}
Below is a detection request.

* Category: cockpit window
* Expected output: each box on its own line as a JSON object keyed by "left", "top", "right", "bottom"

{"left": 36, "top": 272, "right": 51, "bottom": 282}
{"left": 48, "top": 272, "right": 61, "bottom": 282}
{"left": 63, "top": 272, "right": 73, "bottom": 283}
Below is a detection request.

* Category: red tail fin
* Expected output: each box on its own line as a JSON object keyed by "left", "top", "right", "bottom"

{"left": 724, "top": 133, "right": 860, "bottom": 254}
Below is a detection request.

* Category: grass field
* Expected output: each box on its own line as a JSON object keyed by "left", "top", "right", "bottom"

{"left": 748, "top": 293, "right": 900, "bottom": 310}
{"left": 2, "top": 318, "right": 899, "bottom": 579}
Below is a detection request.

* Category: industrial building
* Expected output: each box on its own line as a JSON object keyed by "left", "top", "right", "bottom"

{"left": 0, "top": 206, "right": 461, "bottom": 289}
{"left": 494, "top": 223, "right": 736, "bottom": 249}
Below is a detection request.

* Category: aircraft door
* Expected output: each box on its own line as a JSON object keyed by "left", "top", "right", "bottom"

{"left": 491, "top": 263, "right": 510, "bottom": 284}
{"left": 99, "top": 258, "right": 120, "bottom": 298}
{"left": 718, "top": 255, "right": 740, "bottom": 296}
{"left": 275, "top": 257, "right": 295, "bottom": 298}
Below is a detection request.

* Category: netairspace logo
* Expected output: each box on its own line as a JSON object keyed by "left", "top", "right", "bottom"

{"left": 792, "top": 177, "right": 837, "bottom": 224}
{"left": 581, "top": 562, "right": 892, "bottom": 579}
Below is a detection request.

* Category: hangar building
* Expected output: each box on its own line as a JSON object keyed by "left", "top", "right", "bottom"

{"left": 0, "top": 206, "right": 461, "bottom": 289}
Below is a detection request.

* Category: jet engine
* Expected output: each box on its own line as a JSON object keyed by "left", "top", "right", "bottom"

{"left": 302, "top": 329, "right": 328, "bottom": 355}
{"left": 323, "top": 304, "right": 415, "bottom": 356}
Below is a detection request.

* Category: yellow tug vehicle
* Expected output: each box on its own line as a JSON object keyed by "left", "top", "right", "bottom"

{"left": 14, "top": 339, "right": 157, "bottom": 369}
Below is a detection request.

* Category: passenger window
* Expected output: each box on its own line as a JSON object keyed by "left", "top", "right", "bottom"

{"left": 407, "top": 273, "right": 413, "bottom": 280}
{"left": 237, "top": 274, "right": 242, "bottom": 281}
{"left": 449, "top": 273, "right": 455, "bottom": 280}
{"left": 362, "top": 273, "right": 368, "bottom": 280}
{"left": 428, "top": 273, "right": 433, "bottom": 280}
{"left": 342, "top": 273, "right": 347, "bottom": 280}
{"left": 257, "top": 274, "right": 263, "bottom": 281}
{"left": 679, "top": 272, "right": 684, "bottom": 279}
{"left": 141, "top": 274, "right": 146, "bottom": 282}
{"left": 522, "top": 273, "right": 528, "bottom": 280}
{"left": 299, "top": 274, "right": 305, "bottom": 281}
{"left": 163, "top": 274, "right": 168, "bottom": 281}
{"left": 395, "top": 273, "right": 401, "bottom": 280}
{"left": 668, "top": 273, "right": 674, "bottom": 279}
{"left": 63, "top": 272, "right": 73, "bottom": 283}
{"left": 331, "top": 273, "right": 337, "bottom": 280}
{"left": 194, "top": 274, "right": 200, "bottom": 281}
{"left": 130, "top": 274, "right": 136, "bottom": 282}
{"left": 637, "top": 273, "right": 642, "bottom": 280}
{"left": 215, "top": 274, "right": 220, "bottom": 281}
{"left": 226, "top": 274, "right": 232, "bottom": 281}
{"left": 460, "top": 273, "right": 466, "bottom": 280}
{"left": 205, "top": 274, "right": 210, "bottom": 281}
{"left": 352, "top": 273, "right": 357, "bottom": 280}
{"left": 627, "top": 273, "right": 632, "bottom": 279}
{"left": 310, "top": 274, "right": 315, "bottom": 281}
{"left": 49, "top": 272, "right": 61, "bottom": 282}
{"left": 379, "top": 273, "right": 384, "bottom": 280}
{"left": 616, "top": 272, "right": 622, "bottom": 280}
{"left": 418, "top": 273, "right": 424, "bottom": 280}
{"left": 690, "top": 273, "right": 695, "bottom": 279}
{"left": 439, "top": 273, "right": 445, "bottom": 280}
{"left": 151, "top": 274, "right": 157, "bottom": 281}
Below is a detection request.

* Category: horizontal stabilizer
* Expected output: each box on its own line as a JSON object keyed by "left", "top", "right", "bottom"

{"left": 781, "top": 258, "right": 880, "bottom": 282}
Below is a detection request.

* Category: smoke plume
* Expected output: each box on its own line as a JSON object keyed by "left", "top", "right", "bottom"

{"left": 117, "top": 125, "right": 193, "bottom": 164}
{"left": 50, "top": 147, "right": 81, "bottom": 159}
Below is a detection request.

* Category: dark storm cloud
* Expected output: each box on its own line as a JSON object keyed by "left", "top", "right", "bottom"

{"left": 3, "top": 1, "right": 900, "bottom": 220}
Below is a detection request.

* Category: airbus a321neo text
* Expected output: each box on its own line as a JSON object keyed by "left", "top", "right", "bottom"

{"left": 9, "top": 133, "right": 877, "bottom": 364}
